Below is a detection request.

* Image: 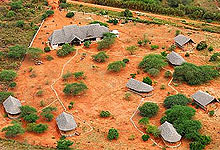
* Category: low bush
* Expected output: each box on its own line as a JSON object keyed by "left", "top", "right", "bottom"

{"left": 124, "top": 92, "right": 131, "bottom": 100}
{"left": 9, "top": 82, "right": 17, "bottom": 88}
{"left": 139, "top": 102, "right": 159, "bottom": 118}
{"left": 63, "top": 82, "right": 88, "bottom": 96}
{"left": 92, "top": 51, "right": 109, "bottom": 63}
{"left": 185, "top": 52, "right": 190, "bottom": 57}
{"left": 122, "top": 9, "right": 133, "bottom": 17}
{"left": 2, "top": 121, "right": 25, "bottom": 138}
{"left": 209, "top": 53, "right": 220, "bottom": 62}
{"left": 23, "top": 113, "right": 39, "bottom": 123}
{"left": 73, "top": 71, "right": 84, "bottom": 79}
{"left": 66, "top": 12, "right": 74, "bottom": 18}
{"left": 41, "top": 106, "right": 57, "bottom": 121}
{"left": 163, "top": 94, "right": 191, "bottom": 109}
{"left": 164, "top": 70, "right": 172, "bottom": 78}
{"left": 208, "top": 46, "right": 214, "bottom": 52}
{"left": 150, "top": 45, "right": 159, "bottom": 50}
{"left": 107, "top": 61, "right": 126, "bottom": 72}
{"left": 142, "top": 77, "right": 152, "bottom": 85}
{"left": 148, "top": 68, "right": 160, "bottom": 77}
{"left": 90, "top": 21, "right": 108, "bottom": 27}
{"left": 57, "top": 44, "right": 75, "bottom": 57}
{"left": 100, "top": 111, "right": 111, "bottom": 118}
{"left": 208, "top": 110, "right": 214, "bottom": 116}
{"left": 107, "top": 128, "right": 119, "bottom": 140}
{"left": 26, "top": 48, "right": 44, "bottom": 60}
{"left": 16, "top": 20, "right": 24, "bottom": 28}
{"left": 196, "top": 41, "right": 208, "bottom": 51}
{"left": 161, "top": 51, "right": 168, "bottom": 57}
{"left": 97, "top": 37, "right": 115, "bottom": 50}
{"left": 167, "top": 44, "right": 176, "bottom": 51}
{"left": 126, "top": 45, "right": 138, "bottom": 55}
{"left": 46, "top": 55, "right": 54, "bottom": 61}
{"left": 84, "top": 41, "right": 91, "bottom": 48}
{"left": 142, "top": 134, "right": 150, "bottom": 141}
{"left": 8, "top": 45, "right": 27, "bottom": 60}
{"left": 0, "top": 70, "right": 17, "bottom": 82}
{"left": 146, "top": 125, "right": 160, "bottom": 137}
{"left": 56, "top": 138, "right": 73, "bottom": 150}
{"left": 122, "top": 58, "right": 129, "bottom": 64}
{"left": 44, "top": 47, "right": 51, "bottom": 52}
{"left": 138, "top": 117, "right": 149, "bottom": 127}
{"left": 32, "top": 123, "right": 48, "bottom": 133}
{"left": 0, "top": 92, "right": 14, "bottom": 103}
{"left": 62, "top": 71, "right": 73, "bottom": 80}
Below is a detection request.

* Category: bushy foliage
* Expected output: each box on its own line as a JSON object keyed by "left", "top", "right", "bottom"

{"left": 23, "top": 113, "right": 39, "bottom": 123}
{"left": 84, "top": 40, "right": 91, "bottom": 48}
{"left": 146, "top": 125, "right": 160, "bottom": 137}
{"left": 142, "top": 77, "right": 152, "bottom": 85}
{"left": 63, "top": 82, "right": 88, "bottom": 96}
{"left": 0, "top": 70, "right": 17, "bottom": 82}
{"left": 26, "top": 48, "right": 44, "bottom": 59}
{"left": 139, "top": 54, "right": 167, "bottom": 72}
{"left": 90, "top": 21, "right": 108, "bottom": 27}
{"left": 150, "top": 45, "right": 159, "bottom": 50}
{"left": 142, "top": 134, "right": 150, "bottom": 141}
{"left": 2, "top": 121, "right": 25, "bottom": 138}
{"left": 173, "top": 63, "right": 219, "bottom": 85}
{"left": 100, "top": 111, "right": 111, "bottom": 118}
{"left": 57, "top": 44, "right": 75, "bottom": 57}
{"left": 138, "top": 117, "right": 149, "bottom": 127}
{"left": 9, "top": 1, "right": 23, "bottom": 10}
{"left": 66, "top": 12, "right": 74, "bottom": 18}
{"left": 46, "top": 55, "right": 54, "bottom": 61}
{"left": 41, "top": 106, "right": 57, "bottom": 121}
{"left": 8, "top": 45, "right": 27, "bottom": 59}
{"left": 126, "top": 45, "right": 138, "bottom": 55}
{"left": 196, "top": 41, "right": 208, "bottom": 51}
{"left": 32, "top": 123, "right": 48, "bottom": 133}
{"left": 56, "top": 139, "right": 73, "bottom": 150}
{"left": 209, "top": 53, "right": 220, "bottom": 62}
{"left": 164, "top": 70, "right": 172, "bottom": 78}
{"left": 92, "top": 51, "right": 109, "bottom": 63}
{"left": 163, "top": 94, "right": 191, "bottom": 109}
{"left": 122, "top": 9, "right": 133, "bottom": 17}
{"left": 73, "top": 71, "right": 84, "bottom": 79}
{"left": 167, "top": 44, "right": 176, "bottom": 51}
{"left": 20, "top": 105, "right": 37, "bottom": 118}
{"left": 62, "top": 71, "right": 73, "bottom": 80}
{"left": 16, "top": 20, "right": 24, "bottom": 28}
{"left": 148, "top": 68, "right": 160, "bottom": 77}
{"left": 107, "top": 61, "right": 126, "bottom": 72}
{"left": 107, "top": 128, "right": 119, "bottom": 140}
{"left": 44, "top": 47, "right": 51, "bottom": 52}
{"left": 0, "top": 92, "right": 14, "bottom": 103}
{"left": 122, "top": 58, "right": 129, "bottom": 64}
{"left": 139, "top": 102, "right": 159, "bottom": 118}
{"left": 97, "top": 36, "right": 115, "bottom": 50}
{"left": 208, "top": 46, "right": 214, "bottom": 52}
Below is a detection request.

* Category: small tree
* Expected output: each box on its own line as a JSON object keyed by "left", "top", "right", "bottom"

{"left": 138, "top": 102, "right": 159, "bottom": 118}
{"left": 2, "top": 121, "right": 25, "bottom": 138}
{"left": 142, "top": 134, "right": 150, "bottom": 141}
{"left": 62, "top": 71, "right": 73, "bottom": 81}
{"left": 208, "top": 110, "right": 214, "bottom": 116}
{"left": 100, "top": 111, "right": 111, "bottom": 118}
{"left": 0, "top": 92, "right": 14, "bottom": 103}
{"left": 23, "top": 113, "right": 39, "bottom": 123}
{"left": 56, "top": 139, "right": 73, "bottom": 150}
{"left": 8, "top": 45, "right": 27, "bottom": 60}
{"left": 92, "top": 51, "right": 109, "bottom": 63}
{"left": 150, "top": 45, "right": 159, "bottom": 50}
{"left": 107, "top": 61, "right": 126, "bottom": 72}
{"left": 57, "top": 44, "right": 75, "bottom": 57}
{"left": 209, "top": 53, "right": 220, "bottom": 62}
{"left": 20, "top": 105, "right": 37, "bottom": 118}
{"left": 208, "top": 46, "right": 214, "bottom": 52}
{"left": 138, "top": 117, "right": 149, "bottom": 127}
{"left": 84, "top": 41, "right": 91, "bottom": 48}
{"left": 0, "top": 70, "right": 17, "bottom": 82}
{"left": 142, "top": 77, "right": 152, "bottom": 85}
{"left": 167, "top": 44, "right": 176, "bottom": 51}
{"left": 196, "top": 41, "right": 208, "bottom": 51}
{"left": 45, "top": 10, "right": 54, "bottom": 17}
{"left": 146, "top": 125, "right": 160, "bottom": 137}
{"left": 26, "top": 48, "right": 44, "bottom": 60}
{"left": 122, "top": 9, "right": 133, "bottom": 17}
{"left": 107, "top": 128, "right": 119, "bottom": 140}
{"left": 163, "top": 94, "right": 191, "bottom": 109}
{"left": 9, "top": 1, "right": 23, "bottom": 10}
{"left": 66, "top": 12, "right": 74, "bottom": 18}
{"left": 16, "top": 20, "right": 24, "bottom": 28}
{"left": 148, "top": 68, "right": 159, "bottom": 77}
{"left": 44, "top": 47, "right": 51, "bottom": 52}
{"left": 32, "top": 124, "right": 48, "bottom": 133}
{"left": 126, "top": 45, "right": 138, "bottom": 55}
{"left": 41, "top": 106, "right": 57, "bottom": 121}
{"left": 97, "top": 37, "right": 115, "bottom": 50}
{"left": 63, "top": 82, "right": 88, "bottom": 96}
{"left": 164, "top": 70, "right": 172, "bottom": 78}
{"left": 73, "top": 71, "right": 84, "bottom": 79}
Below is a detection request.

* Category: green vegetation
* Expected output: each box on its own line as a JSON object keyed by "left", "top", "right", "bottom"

{"left": 0, "top": 70, "right": 17, "bottom": 82}
{"left": 0, "top": 92, "right": 14, "bottom": 104}
{"left": 142, "top": 134, "right": 150, "bottom": 141}
{"left": 23, "top": 113, "right": 39, "bottom": 123}
{"left": 2, "top": 121, "right": 25, "bottom": 138}
{"left": 139, "top": 54, "right": 167, "bottom": 72}
{"left": 142, "top": 77, "right": 152, "bottom": 85}
{"left": 20, "top": 105, "right": 37, "bottom": 118}
{"left": 46, "top": 55, "right": 54, "bottom": 61}
{"left": 84, "top": 40, "right": 91, "bottom": 48}
{"left": 27, "top": 123, "right": 48, "bottom": 133}
{"left": 62, "top": 71, "right": 74, "bottom": 81}
{"left": 208, "top": 110, "right": 214, "bottom": 116}
{"left": 167, "top": 44, "right": 176, "bottom": 51}
{"left": 163, "top": 94, "right": 191, "bottom": 109}
{"left": 42, "top": 10, "right": 54, "bottom": 20}
{"left": 107, "top": 61, "right": 126, "bottom": 72}
{"left": 41, "top": 107, "right": 57, "bottom": 121}
{"left": 97, "top": 34, "right": 116, "bottom": 50}
{"left": 92, "top": 51, "right": 109, "bottom": 63}
{"left": 173, "top": 63, "right": 219, "bottom": 85}
{"left": 8, "top": 45, "right": 27, "bottom": 60}
{"left": 150, "top": 45, "right": 159, "bottom": 50}
{"left": 44, "top": 47, "right": 51, "bottom": 52}
{"left": 138, "top": 117, "right": 149, "bottom": 127}
{"left": 196, "top": 41, "right": 208, "bottom": 51}
{"left": 9, "top": 82, "right": 17, "bottom": 88}
{"left": 164, "top": 70, "right": 172, "bottom": 78}
{"left": 148, "top": 68, "right": 160, "bottom": 77}
{"left": 73, "top": 71, "right": 85, "bottom": 79}
{"left": 26, "top": 48, "right": 44, "bottom": 60}
{"left": 100, "top": 111, "right": 111, "bottom": 118}
{"left": 126, "top": 45, "right": 138, "bottom": 55}
{"left": 63, "top": 82, "right": 88, "bottom": 96}
{"left": 57, "top": 44, "right": 76, "bottom": 57}
{"left": 122, "top": 9, "right": 133, "bottom": 17}
{"left": 122, "top": 58, "right": 129, "bottom": 64}
{"left": 90, "top": 21, "right": 108, "bottom": 27}
{"left": 209, "top": 53, "right": 220, "bottom": 62}
{"left": 138, "top": 102, "right": 159, "bottom": 118}
{"left": 208, "top": 46, "right": 214, "bottom": 52}
{"left": 146, "top": 125, "right": 160, "bottom": 138}
{"left": 66, "top": 12, "right": 74, "bottom": 18}
{"left": 107, "top": 128, "right": 119, "bottom": 140}
{"left": 56, "top": 138, "right": 73, "bottom": 150}
{"left": 124, "top": 92, "right": 131, "bottom": 100}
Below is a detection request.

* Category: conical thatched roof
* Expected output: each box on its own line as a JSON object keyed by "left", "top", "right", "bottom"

{"left": 167, "top": 51, "right": 185, "bottom": 66}
{"left": 126, "top": 78, "right": 153, "bottom": 93}
{"left": 3, "top": 96, "right": 21, "bottom": 115}
{"left": 159, "top": 121, "right": 182, "bottom": 143}
{"left": 56, "top": 112, "right": 77, "bottom": 132}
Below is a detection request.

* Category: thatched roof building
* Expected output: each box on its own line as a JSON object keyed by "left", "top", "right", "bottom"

{"left": 191, "top": 90, "right": 215, "bottom": 110}
{"left": 56, "top": 112, "right": 77, "bottom": 132}
{"left": 126, "top": 78, "right": 153, "bottom": 93}
{"left": 3, "top": 96, "right": 21, "bottom": 115}
{"left": 174, "top": 34, "right": 195, "bottom": 48}
{"left": 159, "top": 121, "right": 182, "bottom": 143}
{"left": 167, "top": 51, "right": 185, "bottom": 66}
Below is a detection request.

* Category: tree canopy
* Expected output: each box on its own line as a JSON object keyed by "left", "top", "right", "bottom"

{"left": 163, "top": 94, "right": 191, "bottom": 108}
{"left": 107, "top": 61, "right": 126, "bottom": 72}
{"left": 92, "top": 51, "right": 109, "bottom": 63}
{"left": 2, "top": 121, "right": 25, "bottom": 138}
{"left": 0, "top": 70, "right": 17, "bottom": 82}
{"left": 8, "top": 45, "right": 27, "bottom": 60}
{"left": 138, "top": 102, "right": 159, "bottom": 118}
{"left": 63, "top": 82, "right": 88, "bottom": 96}
{"left": 57, "top": 44, "right": 75, "bottom": 57}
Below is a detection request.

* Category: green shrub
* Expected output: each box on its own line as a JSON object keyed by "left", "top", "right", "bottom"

{"left": 92, "top": 51, "right": 109, "bottom": 63}
{"left": 66, "top": 12, "right": 74, "bottom": 18}
{"left": 16, "top": 20, "right": 24, "bottom": 28}
{"left": 146, "top": 125, "right": 160, "bottom": 137}
{"left": 9, "top": 82, "right": 16, "bottom": 88}
{"left": 142, "top": 134, "right": 150, "bottom": 141}
{"left": 26, "top": 47, "right": 44, "bottom": 59}
{"left": 62, "top": 71, "right": 73, "bottom": 80}
{"left": 97, "top": 37, "right": 115, "bottom": 50}
{"left": 107, "top": 128, "right": 119, "bottom": 140}
{"left": 73, "top": 71, "right": 84, "bottom": 79}
{"left": 138, "top": 117, "right": 149, "bottom": 127}
{"left": 208, "top": 110, "right": 214, "bottom": 116}
{"left": 57, "top": 44, "right": 75, "bottom": 57}
{"left": 175, "top": 30, "right": 181, "bottom": 36}
{"left": 20, "top": 105, "right": 37, "bottom": 118}
{"left": 46, "top": 55, "right": 54, "bottom": 61}
{"left": 189, "top": 141, "right": 205, "bottom": 150}
{"left": 142, "top": 77, "right": 152, "bottom": 85}
{"left": 139, "top": 102, "right": 159, "bottom": 118}
{"left": 185, "top": 52, "right": 190, "bottom": 57}
{"left": 6, "top": 11, "right": 15, "bottom": 18}
{"left": 124, "top": 92, "right": 131, "bottom": 100}
{"left": 168, "top": 44, "right": 176, "bottom": 51}
{"left": 150, "top": 45, "right": 159, "bottom": 50}
{"left": 160, "top": 84, "right": 166, "bottom": 89}
{"left": 84, "top": 41, "right": 91, "bottom": 48}
{"left": 126, "top": 45, "right": 138, "bottom": 55}
{"left": 122, "top": 9, "right": 133, "bottom": 17}
{"left": 196, "top": 41, "right": 208, "bottom": 51}
{"left": 139, "top": 54, "right": 167, "bottom": 72}
{"left": 41, "top": 106, "right": 57, "bottom": 121}
{"left": 208, "top": 46, "right": 214, "bottom": 52}
{"left": 107, "top": 61, "right": 126, "bottom": 72}
{"left": 56, "top": 139, "right": 73, "bottom": 150}
{"left": 44, "top": 47, "right": 51, "bottom": 52}
{"left": 161, "top": 51, "right": 168, "bottom": 57}
{"left": 23, "top": 113, "right": 39, "bottom": 123}
{"left": 63, "top": 82, "right": 88, "bottom": 96}
{"left": 0, "top": 92, "right": 14, "bottom": 103}
{"left": 2, "top": 121, "right": 25, "bottom": 138}
{"left": 148, "top": 68, "right": 160, "bottom": 77}
{"left": 46, "top": 10, "right": 54, "bottom": 16}
{"left": 100, "top": 111, "right": 111, "bottom": 118}
{"left": 32, "top": 123, "right": 48, "bottom": 133}
{"left": 209, "top": 53, "right": 220, "bottom": 62}
{"left": 59, "top": 3, "right": 68, "bottom": 9}
{"left": 9, "top": 1, "right": 23, "bottom": 10}
{"left": 122, "top": 58, "right": 129, "bottom": 64}
{"left": 90, "top": 21, "right": 108, "bottom": 27}
{"left": 0, "top": 70, "right": 17, "bottom": 82}
{"left": 173, "top": 63, "right": 219, "bottom": 85}
{"left": 164, "top": 70, "right": 172, "bottom": 78}
{"left": 164, "top": 94, "right": 191, "bottom": 109}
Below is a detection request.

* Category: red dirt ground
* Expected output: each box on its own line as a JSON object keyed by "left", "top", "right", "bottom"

{"left": 0, "top": 0, "right": 220, "bottom": 150}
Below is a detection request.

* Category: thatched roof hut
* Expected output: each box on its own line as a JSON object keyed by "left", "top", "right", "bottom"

{"left": 191, "top": 90, "right": 215, "bottom": 110}
{"left": 3, "top": 96, "right": 21, "bottom": 115}
{"left": 167, "top": 51, "right": 185, "bottom": 66}
{"left": 174, "top": 34, "right": 195, "bottom": 48}
{"left": 126, "top": 78, "right": 153, "bottom": 93}
{"left": 56, "top": 112, "right": 77, "bottom": 132}
{"left": 159, "top": 121, "right": 182, "bottom": 143}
